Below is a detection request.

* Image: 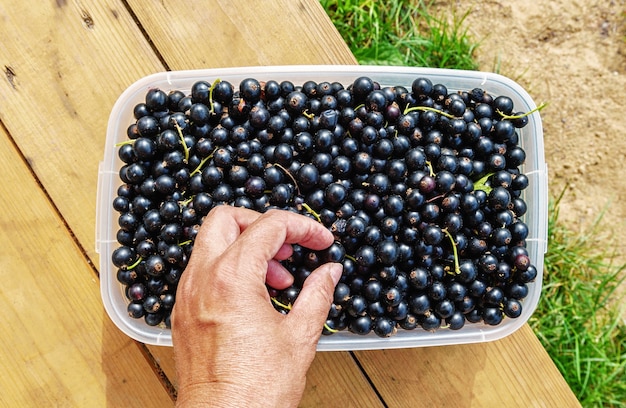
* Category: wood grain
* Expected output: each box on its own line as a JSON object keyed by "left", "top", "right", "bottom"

{"left": 0, "top": 124, "right": 172, "bottom": 406}
{"left": 354, "top": 324, "right": 581, "bottom": 408}
{"left": 0, "top": 0, "right": 165, "bottom": 262}
{"left": 124, "top": 0, "right": 357, "bottom": 70}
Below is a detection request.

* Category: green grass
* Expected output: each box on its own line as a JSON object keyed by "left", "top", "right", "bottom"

{"left": 320, "top": 0, "right": 478, "bottom": 70}
{"left": 530, "top": 193, "right": 626, "bottom": 407}
{"left": 322, "top": 2, "right": 626, "bottom": 406}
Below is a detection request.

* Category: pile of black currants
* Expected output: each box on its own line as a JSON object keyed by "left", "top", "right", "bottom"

{"left": 111, "top": 74, "right": 539, "bottom": 337}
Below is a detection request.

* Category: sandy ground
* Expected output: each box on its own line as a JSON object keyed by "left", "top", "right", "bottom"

{"left": 438, "top": 0, "right": 626, "bottom": 262}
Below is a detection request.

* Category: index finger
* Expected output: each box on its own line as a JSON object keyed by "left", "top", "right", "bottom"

{"left": 185, "top": 205, "right": 262, "bottom": 273}
{"left": 222, "top": 209, "right": 334, "bottom": 281}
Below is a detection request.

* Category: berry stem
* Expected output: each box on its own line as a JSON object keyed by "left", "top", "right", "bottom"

{"left": 324, "top": 324, "right": 339, "bottom": 333}
{"left": 126, "top": 256, "right": 143, "bottom": 271}
{"left": 190, "top": 147, "right": 218, "bottom": 176}
{"left": 442, "top": 228, "right": 460, "bottom": 275}
{"left": 425, "top": 160, "right": 436, "bottom": 177}
{"left": 270, "top": 297, "right": 338, "bottom": 333}
{"left": 301, "top": 203, "right": 322, "bottom": 223}
{"left": 426, "top": 193, "right": 445, "bottom": 203}
{"left": 274, "top": 163, "right": 301, "bottom": 196}
{"left": 208, "top": 78, "right": 221, "bottom": 114}
{"left": 180, "top": 196, "right": 194, "bottom": 207}
{"left": 403, "top": 105, "right": 457, "bottom": 119}
{"left": 270, "top": 297, "right": 292, "bottom": 310}
{"left": 114, "top": 140, "right": 135, "bottom": 147}
{"left": 173, "top": 121, "right": 190, "bottom": 163}
{"left": 497, "top": 102, "right": 548, "bottom": 119}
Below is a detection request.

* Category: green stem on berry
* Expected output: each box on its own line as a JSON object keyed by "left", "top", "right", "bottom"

{"left": 442, "top": 228, "right": 460, "bottom": 275}
{"left": 301, "top": 203, "right": 321, "bottom": 223}
{"left": 114, "top": 139, "right": 135, "bottom": 147}
{"left": 126, "top": 256, "right": 143, "bottom": 271}
{"left": 324, "top": 324, "right": 339, "bottom": 333}
{"left": 178, "top": 240, "right": 192, "bottom": 246}
{"left": 271, "top": 297, "right": 292, "bottom": 310}
{"left": 208, "top": 78, "right": 221, "bottom": 114}
{"left": 473, "top": 172, "right": 494, "bottom": 194}
{"left": 190, "top": 147, "right": 218, "bottom": 176}
{"left": 180, "top": 196, "right": 194, "bottom": 207}
{"left": 173, "top": 121, "right": 190, "bottom": 163}
{"left": 270, "top": 297, "right": 338, "bottom": 333}
{"left": 425, "top": 160, "right": 436, "bottom": 177}
{"left": 403, "top": 105, "right": 457, "bottom": 119}
{"left": 497, "top": 102, "right": 548, "bottom": 120}
{"left": 344, "top": 254, "right": 356, "bottom": 263}
{"left": 302, "top": 110, "right": 315, "bottom": 119}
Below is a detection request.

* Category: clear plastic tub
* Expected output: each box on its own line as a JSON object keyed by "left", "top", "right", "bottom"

{"left": 97, "top": 65, "right": 547, "bottom": 350}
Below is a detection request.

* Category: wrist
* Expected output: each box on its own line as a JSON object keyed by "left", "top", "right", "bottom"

{"left": 176, "top": 382, "right": 239, "bottom": 408}
{"left": 176, "top": 381, "right": 287, "bottom": 408}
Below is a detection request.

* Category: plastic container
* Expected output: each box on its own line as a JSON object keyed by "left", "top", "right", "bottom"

{"left": 97, "top": 65, "right": 547, "bottom": 350}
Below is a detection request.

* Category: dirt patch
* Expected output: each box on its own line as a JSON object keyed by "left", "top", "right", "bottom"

{"left": 438, "top": 0, "right": 626, "bottom": 260}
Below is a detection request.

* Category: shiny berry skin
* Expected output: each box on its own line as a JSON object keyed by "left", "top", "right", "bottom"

{"left": 244, "top": 176, "right": 266, "bottom": 198}
{"left": 363, "top": 279, "right": 383, "bottom": 301}
{"left": 349, "top": 316, "right": 373, "bottom": 335}
{"left": 240, "top": 78, "right": 262, "bottom": 102}
{"left": 127, "top": 302, "right": 145, "bottom": 319}
{"left": 422, "top": 225, "right": 443, "bottom": 246}
{"left": 420, "top": 313, "right": 441, "bottom": 331}
{"left": 409, "top": 293, "right": 431, "bottom": 315}
{"left": 376, "top": 241, "right": 399, "bottom": 265}
{"left": 503, "top": 299, "right": 523, "bottom": 318}
{"left": 352, "top": 77, "right": 375, "bottom": 102}
{"left": 112, "top": 246, "right": 136, "bottom": 269}
{"left": 373, "top": 317, "right": 397, "bottom": 337}
{"left": 355, "top": 245, "right": 376, "bottom": 268}
{"left": 483, "top": 287, "right": 505, "bottom": 306}
{"left": 489, "top": 186, "right": 512, "bottom": 210}
{"left": 346, "top": 295, "right": 368, "bottom": 317}
{"left": 446, "top": 312, "right": 466, "bottom": 330}
{"left": 325, "top": 183, "right": 347, "bottom": 208}
{"left": 482, "top": 307, "right": 503, "bottom": 326}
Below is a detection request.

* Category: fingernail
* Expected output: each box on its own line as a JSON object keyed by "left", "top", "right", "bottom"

{"left": 328, "top": 262, "right": 343, "bottom": 284}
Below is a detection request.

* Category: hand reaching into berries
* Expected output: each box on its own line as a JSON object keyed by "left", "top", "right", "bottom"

{"left": 171, "top": 206, "right": 343, "bottom": 408}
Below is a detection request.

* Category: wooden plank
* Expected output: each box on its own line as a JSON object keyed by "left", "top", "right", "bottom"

{"left": 0, "top": 125, "right": 173, "bottom": 406}
{"left": 354, "top": 324, "right": 581, "bottom": 407}
{"left": 124, "top": 0, "right": 357, "bottom": 70}
{"left": 301, "top": 353, "right": 385, "bottom": 407}
{"left": 0, "top": 0, "right": 165, "bottom": 262}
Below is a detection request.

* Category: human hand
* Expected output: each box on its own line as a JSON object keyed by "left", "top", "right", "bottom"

{"left": 171, "top": 206, "right": 343, "bottom": 408}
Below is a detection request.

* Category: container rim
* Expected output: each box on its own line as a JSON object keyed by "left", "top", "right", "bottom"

{"left": 98, "top": 65, "right": 547, "bottom": 349}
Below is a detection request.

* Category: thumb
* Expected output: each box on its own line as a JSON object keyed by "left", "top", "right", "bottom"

{"left": 288, "top": 262, "right": 343, "bottom": 339}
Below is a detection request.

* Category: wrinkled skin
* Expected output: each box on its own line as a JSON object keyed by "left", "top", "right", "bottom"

{"left": 172, "top": 206, "right": 342, "bottom": 408}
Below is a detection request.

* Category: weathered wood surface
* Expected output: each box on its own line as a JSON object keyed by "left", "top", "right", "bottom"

{"left": 0, "top": 0, "right": 580, "bottom": 406}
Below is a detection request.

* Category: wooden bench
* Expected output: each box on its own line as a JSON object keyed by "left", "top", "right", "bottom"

{"left": 0, "top": 1, "right": 580, "bottom": 406}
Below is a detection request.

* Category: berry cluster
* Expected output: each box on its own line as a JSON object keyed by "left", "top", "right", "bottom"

{"left": 111, "top": 75, "right": 538, "bottom": 337}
